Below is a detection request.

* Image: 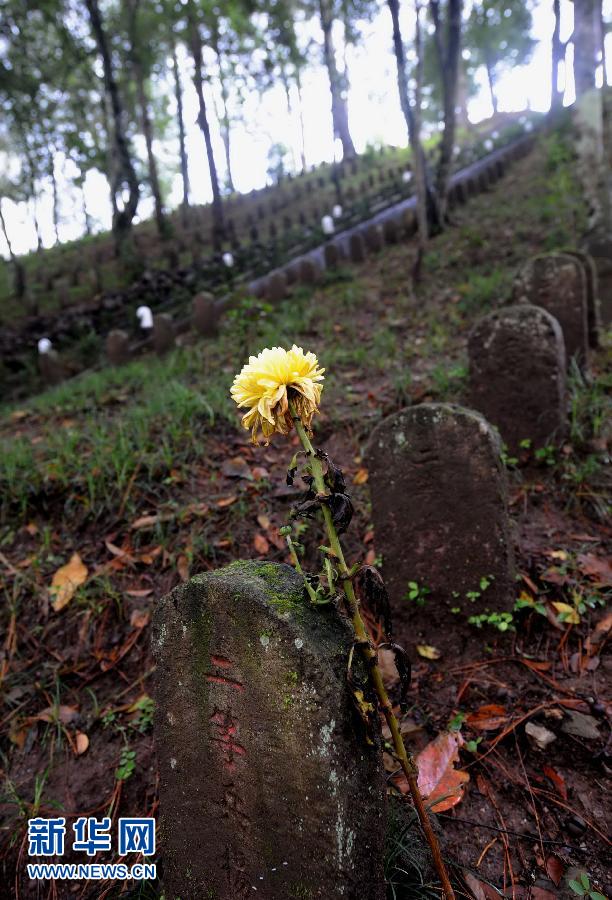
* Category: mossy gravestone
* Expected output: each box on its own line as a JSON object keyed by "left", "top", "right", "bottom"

{"left": 349, "top": 232, "right": 366, "bottom": 263}
{"left": 106, "top": 329, "right": 130, "bottom": 365}
{"left": 513, "top": 253, "right": 589, "bottom": 366}
{"left": 192, "top": 292, "right": 219, "bottom": 337}
{"left": 468, "top": 305, "right": 567, "bottom": 453}
{"left": 152, "top": 313, "right": 176, "bottom": 355}
{"left": 153, "top": 561, "right": 386, "bottom": 900}
{"left": 365, "top": 404, "right": 515, "bottom": 653}
{"left": 583, "top": 235, "right": 612, "bottom": 326}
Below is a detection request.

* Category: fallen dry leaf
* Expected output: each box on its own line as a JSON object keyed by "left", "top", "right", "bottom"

{"left": 177, "top": 554, "right": 190, "bottom": 582}
{"left": 139, "top": 545, "right": 162, "bottom": 565}
{"left": 588, "top": 610, "right": 612, "bottom": 651}
{"left": 130, "top": 609, "right": 151, "bottom": 629}
{"left": 541, "top": 567, "right": 570, "bottom": 586}
{"left": 352, "top": 468, "right": 369, "bottom": 485}
{"left": 378, "top": 647, "right": 400, "bottom": 686}
{"left": 545, "top": 855, "right": 564, "bottom": 887}
{"left": 552, "top": 601, "right": 580, "bottom": 625}
{"left": 416, "top": 731, "right": 469, "bottom": 812}
{"left": 543, "top": 764, "right": 567, "bottom": 800}
{"left": 257, "top": 514, "right": 271, "bottom": 530}
{"left": 221, "top": 457, "right": 253, "bottom": 480}
{"left": 36, "top": 705, "right": 79, "bottom": 725}
{"left": 416, "top": 644, "right": 442, "bottom": 660}
{"left": 577, "top": 553, "right": 612, "bottom": 586}
{"left": 50, "top": 553, "right": 88, "bottom": 612}
{"left": 75, "top": 732, "right": 89, "bottom": 755}
{"left": 131, "top": 512, "right": 175, "bottom": 530}
{"left": 217, "top": 495, "right": 238, "bottom": 508}
{"left": 253, "top": 533, "right": 270, "bottom": 555}
{"left": 466, "top": 704, "right": 508, "bottom": 731}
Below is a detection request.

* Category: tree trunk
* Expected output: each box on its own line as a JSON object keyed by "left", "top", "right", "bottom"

{"left": 186, "top": 0, "right": 224, "bottom": 249}
{"left": 20, "top": 139, "right": 43, "bottom": 252}
{"left": 551, "top": 0, "right": 564, "bottom": 109}
{"left": 171, "top": 42, "right": 190, "bottom": 226}
{"left": 456, "top": 64, "right": 471, "bottom": 131}
{"left": 296, "top": 70, "right": 308, "bottom": 171}
{"left": 101, "top": 93, "right": 120, "bottom": 224}
{"left": 387, "top": 0, "right": 438, "bottom": 244}
{"left": 485, "top": 53, "right": 498, "bottom": 114}
{"left": 318, "top": 0, "right": 356, "bottom": 159}
{"left": 430, "top": 0, "right": 463, "bottom": 221}
{"left": 0, "top": 199, "right": 26, "bottom": 299}
{"left": 49, "top": 150, "right": 60, "bottom": 245}
{"left": 281, "top": 66, "right": 299, "bottom": 172}
{"left": 596, "top": 0, "right": 606, "bottom": 81}
{"left": 574, "top": 0, "right": 599, "bottom": 96}
{"left": 81, "top": 183, "right": 92, "bottom": 236}
{"left": 84, "top": 0, "right": 139, "bottom": 250}
{"left": 127, "top": 0, "right": 166, "bottom": 238}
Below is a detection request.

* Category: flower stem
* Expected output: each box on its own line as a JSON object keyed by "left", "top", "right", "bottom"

{"left": 291, "top": 410, "right": 455, "bottom": 900}
{"left": 284, "top": 533, "right": 319, "bottom": 604}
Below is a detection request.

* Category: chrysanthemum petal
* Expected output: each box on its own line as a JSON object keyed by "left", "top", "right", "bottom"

{"left": 230, "top": 345, "right": 325, "bottom": 443}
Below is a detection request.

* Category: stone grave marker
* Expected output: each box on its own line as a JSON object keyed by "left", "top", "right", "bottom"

{"left": 106, "top": 329, "right": 131, "bottom": 366}
{"left": 37, "top": 338, "right": 65, "bottom": 385}
{"left": 513, "top": 252, "right": 589, "bottom": 365}
{"left": 152, "top": 313, "right": 176, "bottom": 354}
{"left": 581, "top": 235, "right": 611, "bottom": 327}
{"left": 265, "top": 270, "right": 288, "bottom": 303}
{"left": 153, "top": 561, "right": 386, "bottom": 900}
{"left": 401, "top": 208, "right": 417, "bottom": 236}
{"left": 564, "top": 250, "right": 601, "bottom": 348}
{"left": 298, "top": 257, "right": 320, "bottom": 284}
{"left": 382, "top": 218, "right": 399, "bottom": 244}
{"left": 192, "top": 292, "right": 219, "bottom": 337}
{"left": 364, "top": 224, "right": 383, "bottom": 253}
{"left": 349, "top": 232, "right": 367, "bottom": 263}
{"left": 468, "top": 305, "right": 567, "bottom": 453}
{"left": 365, "top": 404, "right": 515, "bottom": 652}
{"left": 323, "top": 242, "right": 340, "bottom": 268}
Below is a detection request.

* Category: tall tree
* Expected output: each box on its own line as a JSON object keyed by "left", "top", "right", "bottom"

{"left": 387, "top": 0, "right": 433, "bottom": 275}
{"left": 573, "top": 0, "right": 600, "bottom": 96}
{"left": 0, "top": 184, "right": 27, "bottom": 300}
{"left": 170, "top": 41, "right": 191, "bottom": 224}
{"left": 551, "top": 0, "right": 565, "bottom": 109}
{"left": 185, "top": 0, "right": 225, "bottom": 248}
{"left": 318, "top": 0, "right": 356, "bottom": 158}
{"left": 84, "top": 0, "right": 140, "bottom": 251}
{"left": 125, "top": 0, "right": 168, "bottom": 237}
{"left": 429, "top": 0, "right": 463, "bottom": 221}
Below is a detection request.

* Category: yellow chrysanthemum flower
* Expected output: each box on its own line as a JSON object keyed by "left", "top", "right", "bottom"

{"left": 230, "top": 345, "right": 325, "bottom": 444}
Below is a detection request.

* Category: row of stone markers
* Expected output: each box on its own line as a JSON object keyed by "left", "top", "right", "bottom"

{"left": 56, "top": 134, "right": 534, "bottom": 381}
{"left": 365, "top": 248, "right": 601, "bottom": 660}
{"left": 148, "top": 257, "right": 603, "bottom": 899}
